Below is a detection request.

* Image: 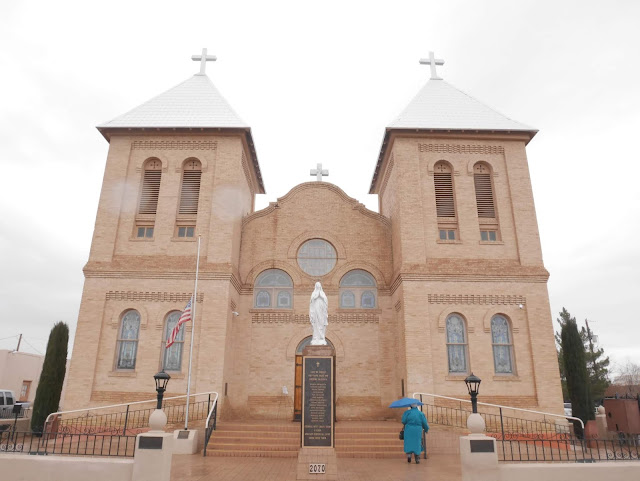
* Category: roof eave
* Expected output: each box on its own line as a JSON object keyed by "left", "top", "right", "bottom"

{"left": 96, "top": 125, "right": 265, "bottom": 194}
{"left": 369, "top": 127, "right": 538, "bottom": 194}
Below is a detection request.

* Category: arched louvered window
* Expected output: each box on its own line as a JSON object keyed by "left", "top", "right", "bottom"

{"left": 138, "top": 159, "right": 162, "bottom": 214}
{"left": 339, "top": 270, "right": 377, "bottom": 309}
{"left": 254, "top": 269, "right": 294, "bottom": 309}
{"left": 473, "top": 163, "right": 496, "bottom": 218}
{"left": 179, "top": 159, "right": 202, "bottom": 215}
{"left": 116, "top": 310, "right": 141, "bottom": 370}
{"left": 162, "top": 311, "right": 185, "bottom": 371}
{"left": 491, "top": 315, "right": 515, "bottom": 374}
{"left": 434, "top": 162, "right": 456, "bottom": 218}
{"left": 445, "top": 314, "right": 468, "bottom": 374}
{"left": 434, "top": 161, "right": 459, "bottom": 242}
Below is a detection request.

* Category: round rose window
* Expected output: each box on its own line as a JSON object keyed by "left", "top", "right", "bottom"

{"left": 297, "top": 239, "right": 337, "bottom": 276}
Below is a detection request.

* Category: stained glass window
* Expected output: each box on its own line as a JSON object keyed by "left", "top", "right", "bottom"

{"left": 116, "top": 310, "right": 140, "bottom": 370}
{"left": 254, "top": 269, "right": 293, "bottom": 309}
{"left": 339, "top": 270, "right": 377, "bottom": 308}
{"left": 446, "top": 314, "right": 468, "bottom": 373}
{"left": 491, "top": 315, "right": 514, "bottom": 374}
{"left": 297, "top": 239, "right": 337, "bottom": 276}
{"left": 163, "top": 311, "right": 185, "bottom": 371}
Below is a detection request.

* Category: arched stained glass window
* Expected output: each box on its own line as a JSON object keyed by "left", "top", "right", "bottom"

{"left": 254, "top": 269, "right": 293, "bottom": 309}
{"left": 116, "top": 310, "right": 140, "bottom": 370}
{"left": 341, "top": 291, "right": 355, "bottom": 308}
{"left": 339, "top": 270, "right": 377, "bottom": 308}
{"left": 163, "top": 311, "right": 184, "bottom": 371}
{"left": 445, "top": 314, "right": 468, "bottom": 374}
{"left": 491, "top": 315, "right": 514, "bottom": 374}
{"left": 297, "top": 239, "right": 337, "bottom": 276}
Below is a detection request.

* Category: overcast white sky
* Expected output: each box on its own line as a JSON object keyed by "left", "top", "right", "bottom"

{"left": 0, "top": 1, "right": 638, "bottom": 374}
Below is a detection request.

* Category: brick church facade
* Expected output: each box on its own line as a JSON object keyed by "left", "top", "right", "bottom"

{"left": 64, "top": 54, "right": 564, "bottom": 420}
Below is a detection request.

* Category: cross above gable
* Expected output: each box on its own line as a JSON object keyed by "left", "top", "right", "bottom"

{"left": 310, "top": 163, "right": 329, "bottom": 182}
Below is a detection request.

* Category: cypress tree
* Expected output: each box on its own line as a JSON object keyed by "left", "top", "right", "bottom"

{"left": 31, "top": 322, "right": 69, "bottom": 434}
{"left": 559, "top": 308, "right": 593, "bottom": 437}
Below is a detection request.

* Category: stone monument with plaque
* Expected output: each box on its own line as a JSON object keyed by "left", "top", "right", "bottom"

{"left": 296, "top": 283, "right": 337, "bottom": 480}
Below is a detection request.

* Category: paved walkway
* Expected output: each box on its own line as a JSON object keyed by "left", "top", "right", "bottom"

{"left": 172, "top": 454, "right": 462, "bottom": 481}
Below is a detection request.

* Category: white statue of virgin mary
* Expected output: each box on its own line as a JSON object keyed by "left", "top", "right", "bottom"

{"left": 309, "top": 282, "right": 328, "bottom": 345}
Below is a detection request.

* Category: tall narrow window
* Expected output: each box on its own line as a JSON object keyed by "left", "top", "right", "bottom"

{"left": 491, "top": 315, "right": 514, "bottom": 374}
{"left": 116, "top": 310, "right": 140, "bottom": 370}
{"left": 434, "top": 161, "right": 458, "bottom": 241}
{"left": 474, "top": 162, "right": 500, "bottom": 241}
{"left": 434, "top": 162, "right": 456, "bottom": 217}
{"left": 254, "top": 269, "right": 294, "bottom": 309}
{"left": 339, "top": 270, "right": 377, "bottom": 309}
{"left": 473, "top": 162, "right": 496, "bottom": 218}
{"left": 138, "top": 159, "right": 162, "bottom": 214}
{"left": 179, "top": 159, "right": 202, "bottom": 215}
{"left": 445, "top": 314, "right": 468, "bottom": 374}
{"left": 163, "top": 311, "right": 185, "bottom": 371}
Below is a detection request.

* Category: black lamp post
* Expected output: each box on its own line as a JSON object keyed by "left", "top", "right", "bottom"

{"left": 464, "top": 373, "right": 481, "bottom": 414}
{"left": 154, "top": 370, "right": 171, "bottom": 409}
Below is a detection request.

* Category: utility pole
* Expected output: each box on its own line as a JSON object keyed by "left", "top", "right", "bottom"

{"left": 16, "top": 333, "right": 22, "bottom": 352}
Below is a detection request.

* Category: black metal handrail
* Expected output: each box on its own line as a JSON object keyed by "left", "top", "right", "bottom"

{"left": 0, "top": 430, "right": 136, "bottom": 457}
{"left": 49, "top": 396, "right": 213, "bottom": 436}
{"left": 202, "top": 393, "right": 219, "bottom": 457}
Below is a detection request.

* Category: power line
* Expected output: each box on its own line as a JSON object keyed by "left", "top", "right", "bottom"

{"left": 20, "top": 338, "right": 44, "bottom": 355}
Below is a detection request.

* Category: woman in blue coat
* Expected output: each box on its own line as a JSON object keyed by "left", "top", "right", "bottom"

{"left": 401, "top": 404, "right": 429, "bottom": 463}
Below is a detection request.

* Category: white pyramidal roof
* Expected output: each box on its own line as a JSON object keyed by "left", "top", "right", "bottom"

{"left": 389, "top": 78, "right": 535, "bottom": 132}
{"left": 98, "top": 74, "right": 249, "bottom": 129}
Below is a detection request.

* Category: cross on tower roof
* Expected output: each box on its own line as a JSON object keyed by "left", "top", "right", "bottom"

{"left": 310, "top": 163, "right": 329, "bottom": 182}
{"left": 192, "top": 48, "right": 217, "bottom": 75}
{"left": 419, "top": 51, "right": 445, "bottom": 80}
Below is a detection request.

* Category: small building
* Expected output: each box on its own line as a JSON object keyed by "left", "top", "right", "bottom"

{"left": 0, "top": 349, "right": 43, "bottom": 405}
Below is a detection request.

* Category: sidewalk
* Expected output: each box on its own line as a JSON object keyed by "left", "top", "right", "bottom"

{"left": 172, "top": 454, "right": 462, "bottom": 480}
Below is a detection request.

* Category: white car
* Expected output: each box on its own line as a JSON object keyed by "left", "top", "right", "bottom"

{"left": 564, "top": 402, "right": 572, "bottom": 417}
{"left": 0, "top": 389, "right": 29, "bottom": 418}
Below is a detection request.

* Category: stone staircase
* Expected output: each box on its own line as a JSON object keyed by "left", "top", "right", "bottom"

{"left": 205, "top": 421, "right": 300, "bottom": 457}
{"left": 205, "top": 420, "right": 462, "bottom": 458}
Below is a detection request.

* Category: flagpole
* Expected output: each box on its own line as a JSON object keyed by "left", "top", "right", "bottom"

{"left": 185, "top": 234, "right": 201, "bottom": 430}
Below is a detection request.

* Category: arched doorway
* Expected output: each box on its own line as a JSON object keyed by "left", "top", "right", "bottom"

{"left": 293, "top": 336, "right": 335, "bottom": 421}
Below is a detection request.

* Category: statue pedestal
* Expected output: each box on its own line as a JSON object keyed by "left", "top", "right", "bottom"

{"left": 297, "top": 345, "right": 337, "bottom": 480}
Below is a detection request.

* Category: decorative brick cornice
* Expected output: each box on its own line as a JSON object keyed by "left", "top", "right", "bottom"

{"left": 251, "top": 312, "right": 379, "bottom": 324}
{"left": 428, "top": 294, "right": 525, "bottom": 306}
{"left": 131, "top": 140, "right": 217, "bottom": 151}
{"left": 106, "top": 291, "right": 204, "bottom": 303}
{"left": 419, "top": 144, "right": 504, "bottom": 155}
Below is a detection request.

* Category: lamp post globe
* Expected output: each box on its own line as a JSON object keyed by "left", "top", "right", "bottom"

{"left": 153, "top": 370, "right": 171, "bottom": 409}
{"left": 464, "top": 373, "right": 481, "bottom": 414}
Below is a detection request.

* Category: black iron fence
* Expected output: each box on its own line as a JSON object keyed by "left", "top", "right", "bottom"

{"left": 49, "top": 396, "right": 213, "bottom": 436}
{"left": 0, "top": 430, "right": 136, "bottom": 457}
{"left": 498, "top": 433, "right": 640, "bottom": 462}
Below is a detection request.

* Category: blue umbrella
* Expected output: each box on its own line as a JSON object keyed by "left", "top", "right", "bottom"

{"left": 388, "top": 397, "right": 424, "bottom": 408}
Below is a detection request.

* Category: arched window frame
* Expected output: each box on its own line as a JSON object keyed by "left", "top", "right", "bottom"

{"left": 253, "top": 269, "right": 294, "bottom": 309}
{"left": 491, "top": 315, "right": 515, "bottom": 374}
{"left": 473, "top": 162, "right": 500, "bottom": 242}
{"left": 434, "top": 161, "right": 459, "bottom": 242}
{"left": 339, "top": 269, "right": 377, "bottom": 309}
{"left": 445, "top": 313, "right": 469, "bottom": 374}
{"left": 115, "top": 310, "right": 141, "bottom": 370}
{"left": 162, "top": 311, "right": 185, "bottom": 372}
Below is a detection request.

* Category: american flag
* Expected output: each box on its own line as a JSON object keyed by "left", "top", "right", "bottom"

{"left": 166, "top": 297, "right": 192, "bottom": 348}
